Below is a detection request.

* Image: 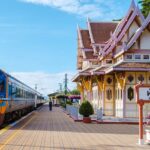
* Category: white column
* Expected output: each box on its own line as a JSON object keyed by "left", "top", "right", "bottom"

{"left": 102, "top": 90, "right": 105, "bottom": 115}
{"left": 122, "top": 87, "right": 126, "bottom": 118}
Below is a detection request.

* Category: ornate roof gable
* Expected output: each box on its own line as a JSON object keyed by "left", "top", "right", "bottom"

{"left": 77, "top": 26, "right": 83, "bottom": 69}
{"left": 77, "top": 25, "right": 97, "bottom": 69}
{"left": 126, "top": 14, "right": 150, "bottom": 50}
{"left": 100, "top": 0, "right": 145, "bottom": 59}
{"left": 77, "top": 25, "right": 84, "bottom": 48}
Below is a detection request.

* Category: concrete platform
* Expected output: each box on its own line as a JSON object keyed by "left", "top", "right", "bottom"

{"left": 0, "top": 104, "right": 149, "bottom": 150}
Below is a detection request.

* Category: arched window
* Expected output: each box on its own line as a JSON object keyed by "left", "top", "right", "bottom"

{"left": 128, "top": 87, "right": 134, "bottom": 101}
{"left": 128, "top": 75, "right": 134, "bottom": 83}
{"left": 106, "top": 88, "right": 112, "bottom": 100}
{"left": 138, "top": 74, "right": 144, "bottom": 82}
{"left": 107, "top": 77, "right": 112, "bottom": 84}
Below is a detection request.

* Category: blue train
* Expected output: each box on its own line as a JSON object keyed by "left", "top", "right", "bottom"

{"left": 0, "top": 69, "right": 46, "bottom": 126}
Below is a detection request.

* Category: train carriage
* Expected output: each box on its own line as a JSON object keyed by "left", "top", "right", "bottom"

{"left": 0, "top": 69, "right": 45, "bottom": 126}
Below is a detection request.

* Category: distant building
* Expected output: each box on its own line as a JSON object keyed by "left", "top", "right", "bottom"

{"left": 48, "top": 92, "right": 59, "bottom": 105}
{"left": 72, "top": 0, "right": 150, "bottom": 118}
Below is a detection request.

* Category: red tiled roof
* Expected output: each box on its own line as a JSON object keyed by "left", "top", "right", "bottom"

{"left": 90, "top": 22, "right": 118, "bottom": 43}
{"left": 80, "top": 30, "right": 92, "bottom": 48}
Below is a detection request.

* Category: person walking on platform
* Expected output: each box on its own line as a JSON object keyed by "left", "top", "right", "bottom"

{"left": 49, "top": 101, "right": 52, "bottom": 111}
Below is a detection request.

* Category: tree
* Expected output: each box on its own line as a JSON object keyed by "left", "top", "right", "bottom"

{"left": 139, "top": 0, "right": 150, "bottom": 18}
{"left": 70, "top": 89, "right": 80, "bottom": 95}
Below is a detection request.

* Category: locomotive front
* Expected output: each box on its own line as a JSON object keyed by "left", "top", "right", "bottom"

{"left": 0, "top": 70, "right": 6, "bottom": 98}
{"left": 0, "top": 70, "right": 8, "bottom": 125}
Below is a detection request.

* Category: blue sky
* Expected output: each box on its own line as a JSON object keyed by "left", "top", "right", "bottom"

{"left": 0, "top": 0, "right": 139, "bottom": 94}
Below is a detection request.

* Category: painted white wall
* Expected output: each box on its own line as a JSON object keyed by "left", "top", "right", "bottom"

{"left": 82, "top": 61, "right": 90, "bottom": 69}
{"left": 140, "top": 30, "right": 150, "bottom": 49}
{"left": 131, "top": 41, "right": 138, "bottom": 49}
{"left": 115, "top": 45, "right": 122, "bottom": 54}
{"left": 122, "top": 34, "right": 128, "bottom": 43}
{"left": 129, "top": 21, "right": 139, "bottom": 39}
{"left": 115, "top": 86, "right": 124, "bottom": 117}
{"left": 92, "top": 86, "right": 99, "bottom": 110}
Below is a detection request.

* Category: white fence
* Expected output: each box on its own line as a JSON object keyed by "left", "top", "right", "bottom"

{"left": 65, "top": 105, "right": 150, "bottom": 122}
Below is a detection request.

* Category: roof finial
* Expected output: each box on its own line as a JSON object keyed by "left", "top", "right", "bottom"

{"left": 130, "top": 0, "right": 136, "bottom": 9}
{"left": 87, "top": 17, "right": 91, "bottom": 23}
{"left": 77, "top": 24, "right": 80, "bottom": 30}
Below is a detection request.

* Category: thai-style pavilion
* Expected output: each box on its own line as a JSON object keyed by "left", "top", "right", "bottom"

{"left": 72, "top": 0, "right": 150, "bottom": 118}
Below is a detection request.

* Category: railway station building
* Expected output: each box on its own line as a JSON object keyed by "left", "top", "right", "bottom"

{"left": 72, "top": 0, "right": 150, "bottom": 118}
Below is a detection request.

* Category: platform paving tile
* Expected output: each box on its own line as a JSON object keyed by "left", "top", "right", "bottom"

{"left": 0, "top": 104, "right": 150, "bottom": 150}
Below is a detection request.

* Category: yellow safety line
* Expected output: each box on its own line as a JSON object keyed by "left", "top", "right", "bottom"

{"left": 0, "top": 126, "right": 11, "bottom": 135}
{"left": 0, "top": 116, "right": 35, "bottom": 150}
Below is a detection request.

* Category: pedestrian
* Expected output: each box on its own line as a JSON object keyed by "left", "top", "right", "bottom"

{"left": 49, "top": 101, "right": 52, "bottom": 111}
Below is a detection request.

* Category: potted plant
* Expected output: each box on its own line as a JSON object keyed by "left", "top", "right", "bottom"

{"left": 79, "top": 100, "right": 94, "bottom": 123}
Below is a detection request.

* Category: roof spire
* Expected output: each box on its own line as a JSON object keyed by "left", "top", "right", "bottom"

{"left": 87, "top": 17, "right": 91, "bottom": 23}
{"left": 77, "top": 24, "right": 80, "bottom": 31}
{"left": 130, "top": 0, "right": 136, "bottom": 10}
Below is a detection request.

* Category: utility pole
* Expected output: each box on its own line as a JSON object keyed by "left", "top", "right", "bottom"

{"left": 64, "top": 74, "right": 68, "bottom": 109}
{"left": 35, "top": 84, "right": 37, "bottom": 109}
{"left": 59, "top": 83, "right": 62, "bottom": 93}
{"left": 35, "top": 84, "right": 37, "bottom": 91}
{"left": 64, "top": 73, "right": 68, "bottom": 95}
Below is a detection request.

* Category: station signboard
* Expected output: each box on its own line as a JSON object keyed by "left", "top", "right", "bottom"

{"left": 136, "top": 84, "right": 150, "bottom": 103}
{"left": 135, "top": 84, "right": 150, "bottom": 145}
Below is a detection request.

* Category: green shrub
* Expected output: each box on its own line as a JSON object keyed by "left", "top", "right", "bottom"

{"left": 79, "top": 100, "right": 94, "bottom": 117}
{"left": 59, "top": 101, "right": 65, "bottom": 108}
{"left": 61, "top": 103, "right": 66, "bottom": 108}
{"left": 66, "top": 100, "right": 72, "bottom": 105}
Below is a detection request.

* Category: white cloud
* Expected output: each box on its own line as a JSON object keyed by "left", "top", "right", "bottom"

{"left": 11, "top": 71, "right": 76, "bottom": 96}
{"left": 19, "top": 0, "right": 120, "bottom": 19}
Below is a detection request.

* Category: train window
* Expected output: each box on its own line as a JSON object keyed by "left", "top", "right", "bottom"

{"left": 21, "top": 89, "right": 23, "bottom": 98}
{"left": 0, "top": 79, "right": 5, "bottom": 92}
{"left": 24, "top": 91, "right": 26, "bottom": 98}
{"left": 23, "top": 90, "right": 25, "bottom": 98}
{"left": 27, "top": 92, "right": 29, "bottom": 98}
{"left": 16, "top": 88, "right": 21, "bottom": 98}
{"left": 9, "top": 84, "right": 12, "bottom": 96}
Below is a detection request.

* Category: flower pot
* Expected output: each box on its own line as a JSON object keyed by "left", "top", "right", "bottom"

{"left": 83, "top": 117, "right": 91, "bottom": 123}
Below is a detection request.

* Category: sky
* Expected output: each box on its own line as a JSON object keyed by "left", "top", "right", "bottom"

{"left": 0, "top": 0, "right": 139, "bottom": 95}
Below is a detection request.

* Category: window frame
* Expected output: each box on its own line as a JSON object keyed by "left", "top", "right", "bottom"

{"left": 134, "top": 54, "right": 141, "bottom": 60}
{"left": 126, "top": 54, "right": 133, "bottom": 60}
{"left": 143, "top": 55, "right": 149, "bottom": 60}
